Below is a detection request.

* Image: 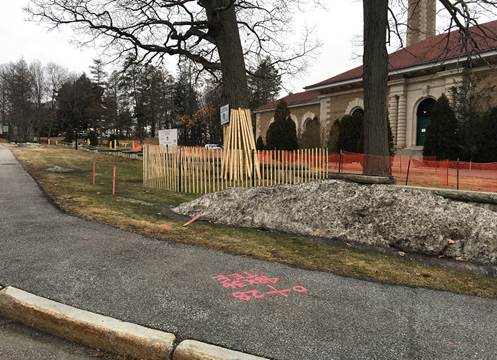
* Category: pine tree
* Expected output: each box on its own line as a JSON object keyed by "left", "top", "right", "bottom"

{"left": 338, "top": 113, "right": 363, "bottom": 153}
{"left": 173, "top": 61, "right": 200, "bottom": 145}
{"left": 327, "top": 120, "right": 341, "bottom": 153}
{"left": 266, "top": 100, "right": 298, "bottom": 150}
{"left": 423, "top": 94, "right": 459, "bottom": 160}
{"left": 57, "top": 74, "right": 101, "bottom": 149}
{"left": 249, "top": 57, "right": 281, "bottom": 110}
{"left": 478, "top": 107, "right": 497, "bottom": 162}
{"left": 89, "top": 59, "right": 107, "bottom": 88}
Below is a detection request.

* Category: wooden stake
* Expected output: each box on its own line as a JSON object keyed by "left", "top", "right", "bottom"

{"left": 92, "top": 160, "right": 96, "bottom": 186}
{"left": 112, "top": 166, "right": 117, "bottom": 195}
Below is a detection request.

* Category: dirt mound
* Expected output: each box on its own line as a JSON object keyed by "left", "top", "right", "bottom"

{"left": 174, "top": 180, "right": 497, "bottom": 265}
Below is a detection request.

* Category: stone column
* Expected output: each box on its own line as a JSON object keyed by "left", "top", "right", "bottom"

{"left": 396, "top": 94, "right": 407, "bottom": 149}
{"left": 388, "top": 96, "right": 399, "bottom": 145}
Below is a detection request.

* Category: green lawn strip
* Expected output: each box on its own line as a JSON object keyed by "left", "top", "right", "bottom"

{"left": 12, "top": 145, "right": 497, "bottom": 298}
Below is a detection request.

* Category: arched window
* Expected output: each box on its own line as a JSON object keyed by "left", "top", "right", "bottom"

{"left": 351, "top": 107, "right": 364, "bottom": 117}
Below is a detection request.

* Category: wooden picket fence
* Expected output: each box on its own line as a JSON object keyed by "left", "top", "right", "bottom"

{"left": 143, "top": 145, "right": 329, "bottom": 194}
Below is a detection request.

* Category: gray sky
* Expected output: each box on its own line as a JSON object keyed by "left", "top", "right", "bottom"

{"left": 3, "top": 1, "right": 493, "bottom": 95}
{"left": 0, "top": 0, "right": 366, "bottom": 94}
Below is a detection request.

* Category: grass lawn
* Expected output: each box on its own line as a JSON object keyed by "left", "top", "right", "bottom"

{"left": 11, "top": 144, "right": 497, "bottom": 298}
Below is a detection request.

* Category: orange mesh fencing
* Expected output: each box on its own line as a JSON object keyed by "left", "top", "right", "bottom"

{"left": 325, "top": 151, "right": 497, "bottom": 193}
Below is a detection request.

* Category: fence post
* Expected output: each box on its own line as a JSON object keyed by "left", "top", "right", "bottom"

{"left": 112, "top": 166, "right": 117, "bottom": 195}
{"left": 405, "top": 157, "right": 412, "bottom": 186}
{"left": 92, "top": 160, "right": 96, "bottom": 186}
{"left": 339, "top": 149, "right": 343, "bottom": 174}
{"left": 456, "top": 158, "right": 460, "bottom": 190}
{"left": 178, "top": 147, "right": 182, "bottom": 193}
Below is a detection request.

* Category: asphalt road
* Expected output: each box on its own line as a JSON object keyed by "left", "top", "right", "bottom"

{"left": 0, "top": 315, "right": 114, "bottom": 360}
{"left": 1, "top": 144, "right": 497, "bottom": 360}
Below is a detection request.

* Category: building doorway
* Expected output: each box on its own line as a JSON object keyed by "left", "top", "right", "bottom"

{"left": 416, "top": 98, "right": 436, "bottom": 146}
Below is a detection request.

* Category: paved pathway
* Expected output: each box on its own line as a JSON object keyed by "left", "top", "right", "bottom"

{"left": 1, "top": 144, "right": 497, "bottom": 360}
{"left": 0, "top": 316, "right": 114, "bottom": 359}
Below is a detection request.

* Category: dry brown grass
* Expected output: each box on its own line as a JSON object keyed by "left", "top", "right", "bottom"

{"left": 11, "top": 145, "right": 497, "bottom": 298}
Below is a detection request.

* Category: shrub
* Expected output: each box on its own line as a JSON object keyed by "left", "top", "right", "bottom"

{"left": 337, "top": 112, "right": 363, "bottom": 153}
{"left": 327, "top": 120, "right": 341, "bottom": 153}
{"left": 64, "top": 129, "right": 75, "bottom": 143}
{"left": 423, "top": 94, "right": 459, "bottom": 160}
{"left": 88, "top": 131, "right": 99, "bottom": 146}
{"left": 478, "top": 107, "right": 497, "bottom": 162}
{"left": 266, "top": 100, "right": 298, "bottom": 150}
{"left": 332, "top": 111, "right": 394, "bottom": 155}
{"left": 256, "top": 136, "right": 266, "bottom": 150}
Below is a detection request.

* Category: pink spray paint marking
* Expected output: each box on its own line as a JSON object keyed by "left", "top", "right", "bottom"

{"left": 213, "top": 272, "right": 309, "bottom": 302}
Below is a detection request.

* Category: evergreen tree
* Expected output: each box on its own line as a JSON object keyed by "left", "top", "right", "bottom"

{"left": 338, "top": 112, "right": 363, "bottom": 153}
{"left": 103, "top": 70, "right": 120, "bottom": 135}
{"left": 173, "top": 61, "right": 200, "bottom": 145}
{"left": 266, "top": 101, "right": 298, "bottom": 150}
{"left": 478, "top": 107, "right": 497, "bottom": 162}
{"left": 334, "top": 111, "right": 394, "bottom": 156}
{"left": 327, "top": 120, "right": 341, "bottom": 153}
{"left": 202, "top": 77, "right": 223, "bottom": 144}
{"left": 89, "top": 59, "right": 107, "bottom": 88}
{"left": 142, "top": 65, "right": 168, "bottom": 137}
{"left": 249, "top": 57, "right": 281, "bottom": 110}
{"left": 423, "top": 94, "right": 459, "bottom": 160}
{"left": 57, "top": 74, "right": 100, "bottom": 149}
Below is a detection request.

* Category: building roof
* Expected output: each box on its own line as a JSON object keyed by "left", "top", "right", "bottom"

{"left": 306, "top": 19, "right": 497, "bottom": 90}
{"left": 255, "top": 90, "right": 320, "bottom": 113}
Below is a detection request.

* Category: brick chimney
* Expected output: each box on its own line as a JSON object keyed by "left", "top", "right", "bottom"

{"left": 406, "top": 0, "right": 436, "bottom": 47}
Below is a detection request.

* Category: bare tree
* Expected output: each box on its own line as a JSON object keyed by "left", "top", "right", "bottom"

{"left": 27, "top": 0, "right": 319, "bottom": 108}
{"left": 45, "top": 62, "right": 69, "bottom": 138}
{"left": 4, "top": 59, "right": 35, "bottom": 142}
{"left": 30, "top": 60, "right": 48, "bottom": 140}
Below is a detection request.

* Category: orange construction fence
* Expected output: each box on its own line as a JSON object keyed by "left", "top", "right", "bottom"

{"left": 330, "top": 151, "right": 497, "bottom": 193}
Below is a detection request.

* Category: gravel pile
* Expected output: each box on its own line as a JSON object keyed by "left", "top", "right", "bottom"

{"left": 174, "top": 180, "right": 497, "bottom": 265}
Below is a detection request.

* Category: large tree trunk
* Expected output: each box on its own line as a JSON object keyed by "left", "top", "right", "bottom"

{"left": 203, "top": 0, "right": 250, "bottom": 108}
{"left": 362, "top": 0, "right": 391, "bottom": 176}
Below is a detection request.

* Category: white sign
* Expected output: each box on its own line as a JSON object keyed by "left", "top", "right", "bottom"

{"left": 220, "top": 104, "right": 230, "bottom": 125}
{"left": 158, "top": 129, "right": 178, "bottom": 146}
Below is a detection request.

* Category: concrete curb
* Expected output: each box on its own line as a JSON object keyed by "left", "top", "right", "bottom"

{"left": 0, "top": 286, "right": 176, "bottom": 360}
{"left": 173, "top": 340, "right": 268, "bottom": 360}
{"left": 0, "top": 286, "right": 269, "bottom": 360}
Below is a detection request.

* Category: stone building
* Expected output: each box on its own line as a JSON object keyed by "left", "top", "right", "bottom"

{"left": 255, "top": 0, "right": 497, "bottom": 152}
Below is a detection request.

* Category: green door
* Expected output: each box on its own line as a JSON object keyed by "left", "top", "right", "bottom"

{"left": 416, "top": 116, "right": 430, "bottom": 146}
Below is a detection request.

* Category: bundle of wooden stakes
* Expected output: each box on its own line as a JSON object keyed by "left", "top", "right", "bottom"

{"left": 222, "top": 108, "right": 261, "bottom": 181}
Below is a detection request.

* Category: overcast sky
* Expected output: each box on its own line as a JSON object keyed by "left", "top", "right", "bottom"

{"left": 0, "top": 0, "right": 369, "bottom": 94}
